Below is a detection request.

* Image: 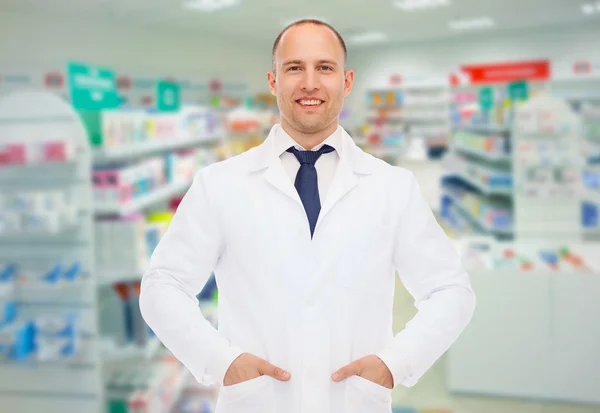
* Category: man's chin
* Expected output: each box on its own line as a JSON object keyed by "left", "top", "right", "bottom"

{"left": 292, "top": 120, "right": 327, "bottom": 134}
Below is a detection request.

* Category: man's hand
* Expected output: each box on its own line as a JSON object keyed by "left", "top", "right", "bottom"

{"left": 223, "top": 353, "right": 291, "bottom": 386}
{"left": 331, "top": 355, "right": 394, "bottom": 389}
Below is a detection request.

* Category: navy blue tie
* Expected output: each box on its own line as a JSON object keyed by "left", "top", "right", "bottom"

{"left": 287, "top": 144, "right": 335, "bottom": 238}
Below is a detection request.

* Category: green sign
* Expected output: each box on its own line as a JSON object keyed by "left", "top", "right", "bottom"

{"left": 67, "top": 62, "right": 119, "bottom": 110}
{"left": 156, "top": 80, "right": 180, "bottom": 112}
{"left": 478, "top": 87, "right": 494, "bottom": 111}
{"left": 509, "top": 80, "right": 529, "bottom": 102}
{"left": 210, "top": 96, "right": 220, "bottom": 108}
{"left": 244, "top": 96, "right": 255, "bottom": 109}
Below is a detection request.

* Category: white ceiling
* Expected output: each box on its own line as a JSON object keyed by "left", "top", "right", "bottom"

{"left": 0, "top": 0, "right": 596, "bottom": 47}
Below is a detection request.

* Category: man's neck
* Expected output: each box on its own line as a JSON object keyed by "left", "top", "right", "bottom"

{"left": 280, "top": 120, "right": 339, "bottom": 150}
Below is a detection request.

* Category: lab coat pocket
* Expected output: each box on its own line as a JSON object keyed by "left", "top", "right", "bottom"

{"left": 215, "top": 375, "right": 277, "bottom": 413}
{"left": 345, "top": 375, "right": 392, "bottom": 413}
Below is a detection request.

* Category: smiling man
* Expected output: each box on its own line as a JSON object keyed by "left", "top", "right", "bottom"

{"left": 139, "top": 19, "right": 476, "bottom": 413}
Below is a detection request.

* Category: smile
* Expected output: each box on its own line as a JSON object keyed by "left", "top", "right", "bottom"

{"left": 296, "top": 99, "right": 324, "bottom": 107}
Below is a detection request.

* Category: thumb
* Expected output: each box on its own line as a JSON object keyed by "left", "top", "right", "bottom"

{"left": 332, "top": 361, "right": 360, "bottom": 382}
{"left": 258, "top": 359, "right": 291, "bottom": 381}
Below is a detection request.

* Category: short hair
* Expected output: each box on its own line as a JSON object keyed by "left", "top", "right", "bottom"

{"left": 271, "top": 19, "right": 348, "bottom": 72}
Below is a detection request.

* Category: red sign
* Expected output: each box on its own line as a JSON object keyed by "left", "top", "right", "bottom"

{"left": 117, "top": 76, "right": 132, "bottom": 90}
{"left": 461, "top": 60, "right": 550, "bottom": 84}
{"left": 209, "top": 79, "right": 222, "bottom": 93}
{"left": 45, "top": 72, "right": 64, "bottom": 88}
{"left": 388, "top": 74, "right": 402, "bottom": 86}
{"left": 449, "top": 73, "right": 460, "bottom": 86}
{"left": 573, "top": 61, "right": 591, "bottom": 74}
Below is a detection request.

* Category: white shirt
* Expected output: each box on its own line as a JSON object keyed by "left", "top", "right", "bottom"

{"left": 276, "top": 125, "right": 341, "bottom": 204}
{"left": 139, "top": 124, "right": 476, "bottom": 413}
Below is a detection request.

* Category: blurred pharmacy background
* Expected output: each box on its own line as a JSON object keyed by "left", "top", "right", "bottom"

{"left": 1, "top": 1, "right": 600, "bottom": 413}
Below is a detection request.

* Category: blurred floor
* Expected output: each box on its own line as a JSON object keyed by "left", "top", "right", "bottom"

{"left": 390, "top": 277, "right": 600, "bottom": 413}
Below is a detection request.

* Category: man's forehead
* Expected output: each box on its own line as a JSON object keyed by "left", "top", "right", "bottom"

{"left": 280, "top": 25, "right": 338, "bottom": 47}
{"left": 276, "top": 29, "right": 344, "bottom": 59}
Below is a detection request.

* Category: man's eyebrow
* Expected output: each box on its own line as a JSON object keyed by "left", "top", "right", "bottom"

{"left": 282, "top": 60, "right": 303, "bottom": 66}
{"left": 282, "top": 60, "right": 339, "bottom": 66}
{"left": 316, "top": 60, "right": 338, "bottom": 66}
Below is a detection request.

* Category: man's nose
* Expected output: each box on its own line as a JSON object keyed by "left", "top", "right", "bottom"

{"left": 301, "top": 69, "right": 320, "bottom": 91}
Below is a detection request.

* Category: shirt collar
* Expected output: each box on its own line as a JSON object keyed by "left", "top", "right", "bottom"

{"left": 273, "top": 124, "right": 343, "bottom": 158}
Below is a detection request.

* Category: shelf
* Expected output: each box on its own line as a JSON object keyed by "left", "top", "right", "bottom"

{"left": 94, "top": 179, "right": 192, "bottom": 216}
{"left": 445, "top": 191, "right": 513, "bottom": 236}
{"left": 0, "top": 229, "right": 83, "bottom": 246}
{"left": 0, "top": 357, "right": 95, "bottom": 369}
{"left": 100, "top": 338, "right": 162, "bottom": 363}
{"left": 582, "top": 189, "right": 600, "bottom": 204}
{"left": 403, "top": 101, "right": 449, "bottom": 108}
{"left": 454, "top": 124, "right": 511, "bottom": 135}
{"left": 453, "top": 144, "right": 512, "bottom": 163}
{"left": 97, "top": 270, "right": 143, "bottom": 286}
{"left": 92, "top": 134, "right": 223, "bottom": 165}
{"left": 442, "top": 211, "right": 484, "bottom": 238}
{"left": 446, "top": 167, "right": 512, "bottom": 196}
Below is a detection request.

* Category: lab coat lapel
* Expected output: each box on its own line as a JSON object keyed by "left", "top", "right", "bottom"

{"left": 317, "top": 154, "right": 357, "bottom": 227}
{"left": 247, "top": 126, "right": 303, "bottom": 207}
{"left": 316, "top": 130, "right": 372, "bottom": 229}
{"left": 264, "top": 158, "right": 303, "bottom": 206}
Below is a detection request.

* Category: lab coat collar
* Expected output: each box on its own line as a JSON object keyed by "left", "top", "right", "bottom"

{"left": 245, "top": 123, "right": 374, "bottom": 230}
{"left": 247, "top": 123, "right": 373, "bottom": 175}
{"left": 271, "top": 124, "right": 343, "bottom": 157}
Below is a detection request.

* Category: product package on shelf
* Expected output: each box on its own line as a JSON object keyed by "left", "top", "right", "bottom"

{"left": 0, "top": 260, "right": 89, "bottom": 363}
{"left": 105, "top": 355, "right": 194, "bottom": 413}
{"left": 453, "top": 237, "right": 599, "bottom": 273}
{"left": 81, "top": 106, "right": 223, "bottom": 153}
{"left": 580, "top": 104, "right": 600, "bottom": 236}
{"left": 441, "top": 83, "right": 519, "bottom": 241}
{"left": 442, "top": 151, "right": 513, "bottom": 194}
{"left": 513, "top": 93, "right": 584, "bottom": 241}
{"left": 92, "top": 148, "right": 201, "bottom": 212}
{"left": 99, "top": 280, "right": 155, "bottom": 350}
{"left": 0, "top": 188, "right": 80, "bottom": 236}
{"left": 0, "top": 89, "right": 101, "bottom": 413}
{"left": 95, "top": 214, "right": 149, "bottom": 276}
{"left": 0, "top": 138, "right": 76, "bottom": 166}
{"left": 582, "top": 166, "right": 600, "bottom": 233}
{"left": 93, "top": 156, "right": 166, "bottom": 205}
{"left": 33, "top": 312, "right": 83, "bottom": 362}
{"left": 451, "top": 129, "right": 511, "bottom": 158}
{"left": 451, "top": 84, "right": 519, "bottom": 131}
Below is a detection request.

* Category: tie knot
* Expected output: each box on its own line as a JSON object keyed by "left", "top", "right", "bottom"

{"left": 287, "top": 144, "right": 335, "bottom": 165}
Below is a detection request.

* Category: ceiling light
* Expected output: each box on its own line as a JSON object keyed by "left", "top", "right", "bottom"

{"left": 183, "top": 0, "right": 238, "bottom": 12}
{"left": 394, "top": 0, "right": 450, "bottom": 11}
{"left": 581, "top": 3, "right": 595, "bottom": 14}
{"left": 347, "top": 31, "right": 389, "bottom": 45}
{"left": 449, "top": 16, "right": 495, "bottom": 30}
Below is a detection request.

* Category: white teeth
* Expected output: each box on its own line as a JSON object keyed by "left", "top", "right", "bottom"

{"left": 299, "top": 99, "right": 322, "bottom": 106}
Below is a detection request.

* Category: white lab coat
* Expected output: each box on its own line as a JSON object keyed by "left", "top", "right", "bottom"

{"left": 139, "top": 125, "right": 476, "bottom": 413}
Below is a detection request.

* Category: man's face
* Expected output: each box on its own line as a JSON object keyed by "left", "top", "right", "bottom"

{"left": 268, "top": 24, "right": 354, "bottom": 136}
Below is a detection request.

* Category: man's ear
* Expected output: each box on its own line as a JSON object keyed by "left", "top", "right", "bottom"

{"left": 344, "top": 69, "right": 355, "bottom": 97}
{"left": 267, "top": 71, "right": 277, "bottom": 96}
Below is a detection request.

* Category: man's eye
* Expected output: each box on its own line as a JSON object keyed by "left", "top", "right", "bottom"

{"left": 321, "top": 66, "right": 333, "bottom": 71}
{"left": 287, "top": 66, "right": 300, "bottom": 71}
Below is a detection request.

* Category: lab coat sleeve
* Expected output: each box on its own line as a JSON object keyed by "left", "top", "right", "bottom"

{"left": 139, "top": 169, "right": 243, "bottom": 385}
{"left": 376, "top": 170, "right": 476, "bottom": 388}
